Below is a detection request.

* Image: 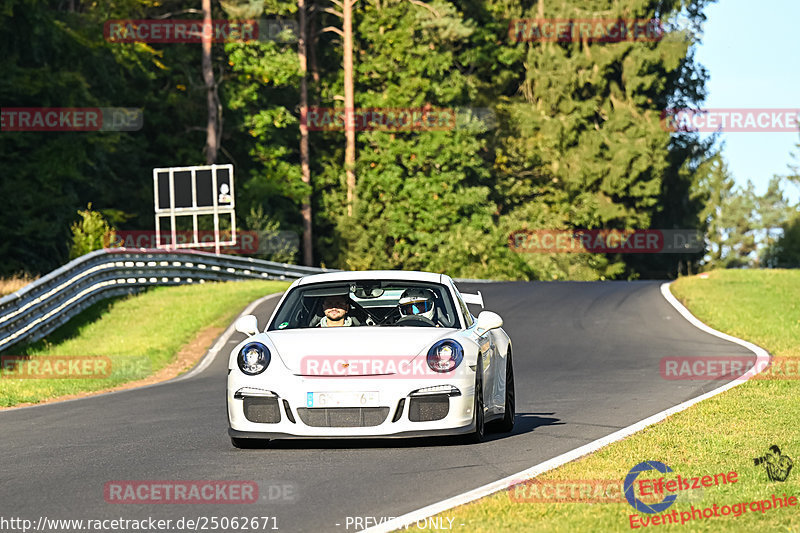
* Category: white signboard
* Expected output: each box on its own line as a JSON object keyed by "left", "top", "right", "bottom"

{"left": 153, "top": 164, "right": 236, "bottom": 254}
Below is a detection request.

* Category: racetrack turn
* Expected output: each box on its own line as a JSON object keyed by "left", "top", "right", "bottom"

{"left": 0, "top": 281, "right": 754, "bottom": 532}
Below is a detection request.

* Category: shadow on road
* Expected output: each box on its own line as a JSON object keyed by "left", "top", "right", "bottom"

{"left": 229, "top": 412, "right": 563, "bottom": 450}
{"left": 481, "top": 412, "right": 563, "bottom": 442}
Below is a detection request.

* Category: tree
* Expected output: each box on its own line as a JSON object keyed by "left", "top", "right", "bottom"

{"left": 202, "top": 0, "right": 221, "bottom": 163}
{"left": 298, "top": 0, "right": 314, "bottom": 265}
{"left": 1, "top": 0, "right": 723, "bottom": 281}
{"left": 757, "top": 176, "right": 794, "bottom": 255}
{"left": 788, "top": 133, "right": 800, "bottom": 188}
{"left": 696, "top": 156, "right": 758, "bottom": 269}
{"left": 321, "top": 0, "right": 522, "bottom": 278}
{"left": 69, "top": 204, "right": 117, "bottom": 260}
{"left": 761, "top": 132, "right": 800, "bottom": 268}
{"left": 763, "top": 212, "right": 800, "bottom": 268}
{"left": 223, "top": 1, "right": 305, "bottom": 265}
{"left": 489, "top": 0, "right": 716, "bottom": 279}
{"left": 317, "top": 0, "right": 357, "bottom": 216}
{"left": 0, "top": 0, "right": 199, "bottom": 275}
{"left": 342, "top": 0, "right": 356, "bottom": 216}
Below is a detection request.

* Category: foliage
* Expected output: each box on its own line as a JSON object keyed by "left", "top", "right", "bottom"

{"left": 763, "top": 213, "right": 800, "bottom": 268}
{"left": 756, "top": 176, "right": 795, "bottom": 263}
{"left": 487, "top": 0, "right": 716, "bottom": 279}
{"left": 694, "top": 155, "right": 757, "bottom": 269}
{"left": 695, "top": 159, "right": 798, "bottom": 269}
{"left": 245, "top": 205, "right": 299, "bottom": 264}
{"left": 8, "top": 0, "right": 788, "bottom": 282}
{"left": 0, "top": 0, "right": 209, "bottom": 273}
{"left": 68, "top": 203, "right": 117, "bottom": 260}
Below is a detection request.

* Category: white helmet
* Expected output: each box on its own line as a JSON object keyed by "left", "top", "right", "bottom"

{"left": 398, "top": 288, "right": 436, "bottom": 320}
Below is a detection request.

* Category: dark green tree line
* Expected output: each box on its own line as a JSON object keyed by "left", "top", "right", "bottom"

{"left": 2, "top": 0, "right": 728, "bottom": 280}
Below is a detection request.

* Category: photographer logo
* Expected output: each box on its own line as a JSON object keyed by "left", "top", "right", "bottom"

{"left": 753, "top": 445, "right": 793, "bottom": 482}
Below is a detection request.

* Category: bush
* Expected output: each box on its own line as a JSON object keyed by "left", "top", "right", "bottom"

{"left": 68, "top": 204, "right": 116, "bottom": 260}
{"left": 245, "top": 205, "right": 299, "bottom": 264}
{"left": 763, "top": 214, "right": 800, "bottom": 268}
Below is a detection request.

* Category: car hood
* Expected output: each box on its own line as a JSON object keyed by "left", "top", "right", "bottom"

{"left": 264, "top": 327, "right": 458, "bottom": 374}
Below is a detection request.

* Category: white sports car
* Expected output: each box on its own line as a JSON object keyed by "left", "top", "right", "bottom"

{"left": 227, "top": 270, "right": 514, "bottom": 447}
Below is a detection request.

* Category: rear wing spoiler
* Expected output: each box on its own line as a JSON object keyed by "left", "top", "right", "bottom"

{"left": 461, "top": 291, "right": 484, "bottom": 309}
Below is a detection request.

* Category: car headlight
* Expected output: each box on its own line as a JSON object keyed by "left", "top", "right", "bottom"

{"left": 427, "top": 339, "right": 464, "bottom": 373}
{"left": 237, "top": 342, "right": 271, "bottom": 375}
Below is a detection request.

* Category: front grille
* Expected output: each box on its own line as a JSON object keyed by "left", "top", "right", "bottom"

{"left": 243, "top": 397, "right": 281, "bottom": 423}
{"left": 296, "top": 407, "right": 390, "bottom": 427}
{"left": 409, "top": 394, "right": 449, "bottom": 422}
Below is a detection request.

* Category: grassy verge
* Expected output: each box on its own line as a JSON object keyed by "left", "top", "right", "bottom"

{"left": 412, "top": 269, "right": 800, "bottom": 532}
{"left": 0, "top": 280, "right": 289, "bottom": 407}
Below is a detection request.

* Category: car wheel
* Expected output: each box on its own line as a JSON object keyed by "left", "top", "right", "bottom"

{"left": 488, "top": 349, "right": 515, "bottom": 433}
{"left": 463, "top": 357, "right": 485, "bottom": 444}
{"left": 230, "top": 436, "right": 269, "bottom": 449}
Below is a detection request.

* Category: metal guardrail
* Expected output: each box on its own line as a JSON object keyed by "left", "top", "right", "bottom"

{"left": 0, "top": 248, "right": 332, "bottom": 354}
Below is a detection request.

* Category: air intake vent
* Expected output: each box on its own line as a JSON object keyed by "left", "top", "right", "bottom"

{"left": 392, "top": 399, "right": 406, "bottom": 422}
{"left": 296, "top": 407, "right": 389, "bottom": 427}
{"left": 409, "top": 394, "right": 449, "bottom": 422}
{"left": 243, "top": 397, "right": 281, "bottom": 423}
{"left": 283, "top": 400, "right": 296, "bottom": 424}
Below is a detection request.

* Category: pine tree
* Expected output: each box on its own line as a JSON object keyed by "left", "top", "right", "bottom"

{"left": 490, "top": 0, "right": 715, "bottom": 279}
{"left": 696, "top": 156, "right": 758, "bottom": 268}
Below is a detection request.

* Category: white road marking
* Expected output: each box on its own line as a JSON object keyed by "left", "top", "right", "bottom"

{"left": 360, "top": 281, "right": 770, "bottom": 533}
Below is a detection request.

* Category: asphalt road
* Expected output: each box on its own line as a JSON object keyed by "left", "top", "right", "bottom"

{"left": 0, "top": 281, "right": 754, "bottom": 533}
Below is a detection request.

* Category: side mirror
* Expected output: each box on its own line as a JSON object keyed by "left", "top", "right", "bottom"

{"left": 235, "top": 315, "right": 259, "bottom": 336}
{"left": 475, "top": 311, "right": 503, "bottom": 334}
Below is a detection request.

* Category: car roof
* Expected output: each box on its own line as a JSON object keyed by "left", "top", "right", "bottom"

{"left": 295, "top": 270, "right": 447, "bottom": 286}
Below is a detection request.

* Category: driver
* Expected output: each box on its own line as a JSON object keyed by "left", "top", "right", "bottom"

{"left": 398, "top": 288, "right": 436, "bottom": 323}
{"left": 318, "top": 294, "right": 353, "bottom": 327}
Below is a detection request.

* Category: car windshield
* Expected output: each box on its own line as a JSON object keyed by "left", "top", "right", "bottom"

{"left": 267, "top": 280, "right": 460, "bottom": 330}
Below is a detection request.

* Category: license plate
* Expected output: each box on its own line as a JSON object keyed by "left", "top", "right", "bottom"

{"left": 306, "top": 391, "right": 380, "bottom": 408}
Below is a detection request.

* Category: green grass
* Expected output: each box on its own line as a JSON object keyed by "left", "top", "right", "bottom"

{"left": 670, "top": 269, "right": 800, "bottom": 359}
{"left": 0, "top": 280, "right": 289, "bottom": 407}
{"left": 411, "top": 269, "right": 800, "bottom": 533}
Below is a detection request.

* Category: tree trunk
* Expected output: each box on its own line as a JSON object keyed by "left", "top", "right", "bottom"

{"left": 202, "top": 0, "right": 218, "bottom": 164}
{"left": 308, "top": 4, "right": 320, "bottom": 84}
{"left": 343, "top": 0, "right": 356, "bottom": 216}
{"left": 298, "top": 0, "right": 314, "bottom": 265}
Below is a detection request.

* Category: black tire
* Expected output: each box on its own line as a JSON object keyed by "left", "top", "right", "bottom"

{"left": 487, "top": 349, "right": 515, "bottom": 433}
{"left": 463, "top": 357, "right": 486, "bottom": 444}
{"left": 230, "top": 436, "right": 269, "bottom": 449}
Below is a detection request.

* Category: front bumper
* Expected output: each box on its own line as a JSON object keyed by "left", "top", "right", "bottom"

{"left": 227, "top": 372, "right": 477, "bottom": 439}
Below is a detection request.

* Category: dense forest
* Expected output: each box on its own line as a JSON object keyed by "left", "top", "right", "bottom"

{"left": 2, "top": 0, "right": 798, "bottom": 279}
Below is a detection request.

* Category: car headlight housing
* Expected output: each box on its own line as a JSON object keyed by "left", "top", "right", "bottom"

{"left": 427, "top": 339, "right": 464, "bottom": 373}
{"left": 237, "top": 342, "right": 271, "bottom": 375}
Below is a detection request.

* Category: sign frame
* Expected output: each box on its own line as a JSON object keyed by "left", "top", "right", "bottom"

{"left": 152, "top": 164, "right": 236, "bottom": 255}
